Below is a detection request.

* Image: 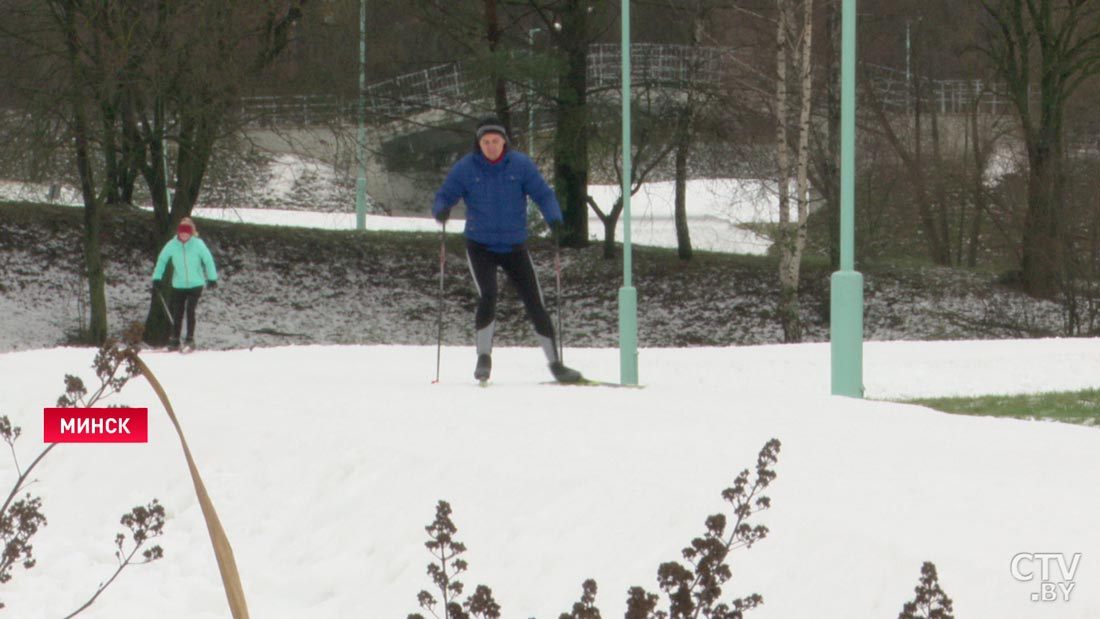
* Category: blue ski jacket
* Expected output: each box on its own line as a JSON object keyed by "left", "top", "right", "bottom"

{"left": 432, "top": 150, "right": 563, "bottom": 252}
{"left": 152, "top": 236, "right": 218, "bottom": 289}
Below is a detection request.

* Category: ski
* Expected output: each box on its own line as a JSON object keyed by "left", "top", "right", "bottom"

{"left": 141, "top": 347, "right": 198, "bottom": 355}
{"left": 478, "top": 380, "right": 489, "bottom": 388}
{"left": 541, "top": 378, "right": 646, "bottom": 389}
{"left": 138, "top": 344, "right": 178, "bottom": 354}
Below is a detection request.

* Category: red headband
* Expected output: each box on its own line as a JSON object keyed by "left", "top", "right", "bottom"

{"left": 178, "top": 224, "right": 194, "bottom": 234}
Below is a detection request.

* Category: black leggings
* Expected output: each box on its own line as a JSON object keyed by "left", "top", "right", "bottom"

{"left": 466, "top": 240, "right": 554, "bottom": 339}
{"left": 169, "top": 286, "right": 203, "bottom": 341}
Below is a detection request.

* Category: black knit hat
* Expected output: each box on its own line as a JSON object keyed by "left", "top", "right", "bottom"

{"left": 475, "top": 117, "right": 509, "bottom": 145}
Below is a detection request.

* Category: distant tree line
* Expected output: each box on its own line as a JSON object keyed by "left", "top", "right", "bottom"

{"left": 2, "top": 0, "right": 1100, "bottom": 343}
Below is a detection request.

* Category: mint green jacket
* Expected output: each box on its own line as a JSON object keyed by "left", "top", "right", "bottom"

{"left": 152, "top": 237, "right": 218, "bottom": 289}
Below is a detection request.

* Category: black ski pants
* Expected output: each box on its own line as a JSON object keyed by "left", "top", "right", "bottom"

{"left": 169, "top": 286, "right": 203, "bottom": 341}
{"left": 465, "top": 240, "right": 554, "bottom": 339}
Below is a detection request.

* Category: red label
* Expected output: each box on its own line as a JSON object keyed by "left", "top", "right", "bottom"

{"left": 43, "top": 408, "right": 149, "bottom": 443}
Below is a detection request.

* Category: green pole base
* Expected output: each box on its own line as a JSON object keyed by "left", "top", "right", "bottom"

{"left": 619, "top": 285, "right": 638, "bottom": 386}
{"left": 830, "top": 270, "right": 864, "bottom": 398}
{"left": 355, "top": 177, "right": 368, "bottom": 231}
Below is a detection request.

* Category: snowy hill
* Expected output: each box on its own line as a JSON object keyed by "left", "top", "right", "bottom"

{"left": 1, "top": 341, "right": 1098, "bottom": 619}
{"left": 2, "top": 160, "right": 1097, "bottom": 618}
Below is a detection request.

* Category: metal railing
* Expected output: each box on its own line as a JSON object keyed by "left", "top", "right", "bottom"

{"left": 364, "top": 62, "right": 486, "bottom": 119}
{"left": 242, "top": 43, "right": 727, "bottom": 125}
{"left": 240, "top": 54, "right": 1012, "bottom": 127}
{"left": 241, "top": 94, "right": 354, "bottom": 126}
{"left": 862, "top": 64, "right": 1011, "bottom": 115}
{"left": 587, "top": 43, "right": 724, "bottom": 88}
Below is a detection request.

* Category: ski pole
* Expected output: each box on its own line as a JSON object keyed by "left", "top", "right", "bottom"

{"left": 433, "top": 222, "right": 446, "bottom": 384}
{"left": 157, "top": 289, "right": 175, "bottom": 328}
{"left": 554, "top": 233, "right": 564, "bottom": 364}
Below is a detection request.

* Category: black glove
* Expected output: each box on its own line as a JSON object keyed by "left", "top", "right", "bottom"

{"left": 434, "top": 209, "right": 450, "bottom": 224}
{"left": 151, "top": 280, "right": 161, "bottom": 294}
{"left": 207, "top": 280, "right": 218, "bottom": 290}
{"left": 549, "top": 220, "right": 564, "bottom": 241}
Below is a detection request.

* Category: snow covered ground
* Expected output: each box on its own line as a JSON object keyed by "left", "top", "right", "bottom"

{"left": 4, "top": 159, "right": 1096, "bottom": 618}
{"left": 1, "top": 340, "right": 1098, "bottom": 619}
{"left": 1, "top": 174, "right": 783, "bottom": 255}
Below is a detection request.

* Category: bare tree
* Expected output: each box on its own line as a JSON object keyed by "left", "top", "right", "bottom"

{"left": 50, "top": 0, "right": 111, "bottom": 344}
{"left": 808, "top": 0, "right": 842, "bottom": 269}
{"left": 536, "top": 0, "right": 602, "bottom": 248}
{"left": 861, "top": 37, "right": 966, "bottom": 268}
{"left": 671, "top": 3, "right": 722, "bottom": 262}
{"left": 0, "top": 0, "right": 304, "bottom": 344}
{"left": 483, "top": 0, "right": 514, "bottom": 129}
{"left": 774, "top": 0, "right": 815, "bottom": 342}
{"left": 979, "top": 0, "right": 1100, "bottom": 298}
{"left": 121, "top": 0, "right": 304, "bottom": 343}
{"left": 586, "top": 77, "right": 677, "bottom": 259}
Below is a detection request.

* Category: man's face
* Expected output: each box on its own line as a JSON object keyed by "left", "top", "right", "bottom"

{"left": 479, "top": 133, "right": 505, "bottom": 161}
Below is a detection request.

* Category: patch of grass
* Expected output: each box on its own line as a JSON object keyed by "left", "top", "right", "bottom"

{"left": 904, "top": 390, "right": 1100, "bottom": 427}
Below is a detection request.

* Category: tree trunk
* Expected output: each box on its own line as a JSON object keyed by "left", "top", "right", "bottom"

{"left": 863, "top": 71, "right": 950, "bottom": 265}
{"left": 585, "top": 195, "right": 623, "bottom": 260}
{"left": 790, "top": 0, "right": 814, "bottom": 343}
{"left": 101, "top": 100, "right": 123, "bottom": 205}
{"left": 172, "top": 111, "right": 219, "bottom": 224}
{"left": 822, "top": 0, "right": 841, "bottom": 270}
{"left": 775, "top": 0, "right": 797, "bottom": 342}
{"left": 777, "top": 0, "right": 814, "bottom": 343}
{"left": 966, "top": 103, "right": 986, "bottom": 268}
{"left": 674, "top": 124, "right": 693, "bottom": 261}
{"left": 483, "top": 0, "right": 511, "bottom": 131}
{"left": 142, "top": 106, "right": 220, "bottom": 345}
{"left": 1021, "top": 129, "right": 1065, "bottom": 298}
{"left": 116, "top": 92, "right": 142, "bottom": 205}
{"left": 980, "top": 0, "right": 1099, "bottom": 299}
{"left": 142, "top": 105, "right": 174, "bottom": 347}
{"left": 78, "top": 119, "right": 108, "bottom": 345}
{"left": 929, "top": 96, "right": 951, "bottom": 262}
{"left": 912, "top": 72, "right": 949, "bottom": 265}
{"left": 553, "top": 0, "right": 589, "bottom": 248}
{"left": 59, "top": 0, "right": 108, "bottom": 344}
{"left": 139, "top": 97, "right": 172, "bottom": 234}
{"left": 673, "top": 11, "right": 706, "bottom": 263}
{"left": 603, "top": 215, "right": 617, "bottom": 260}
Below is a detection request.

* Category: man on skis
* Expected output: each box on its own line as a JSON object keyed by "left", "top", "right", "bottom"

{"left": 432, "top": 117, "right": 582, "bottom": 384}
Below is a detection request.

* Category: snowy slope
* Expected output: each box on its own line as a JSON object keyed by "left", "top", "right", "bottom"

{"left": 1, "top": 174, "right": 783, "bottom": 254}
{"left": 1, "top": 341, "right": 1097, "bottom": 619}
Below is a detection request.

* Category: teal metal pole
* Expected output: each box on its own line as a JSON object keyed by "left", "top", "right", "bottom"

{"left": 619, "top": 0, "right": 638, "bottom": 385}
{"left": 830, "top": 0, "right": 864, "bottom": 397}
{"left": 355, "top": 0, "right": 368, "bottom": 230}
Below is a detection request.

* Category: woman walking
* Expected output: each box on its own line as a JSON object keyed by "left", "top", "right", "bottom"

{"left": 152, "top": 217, "right": 218, "bottom": 351}
{"left": 432, "top": 118, "right": 581, "bottom": 384}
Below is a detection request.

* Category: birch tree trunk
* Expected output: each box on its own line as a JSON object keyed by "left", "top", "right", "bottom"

{"left": 790, "top": 0, "right": 815, "bottom": 341}
{"left": 776, "top": 0, "right": 814, "bottom": 343}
